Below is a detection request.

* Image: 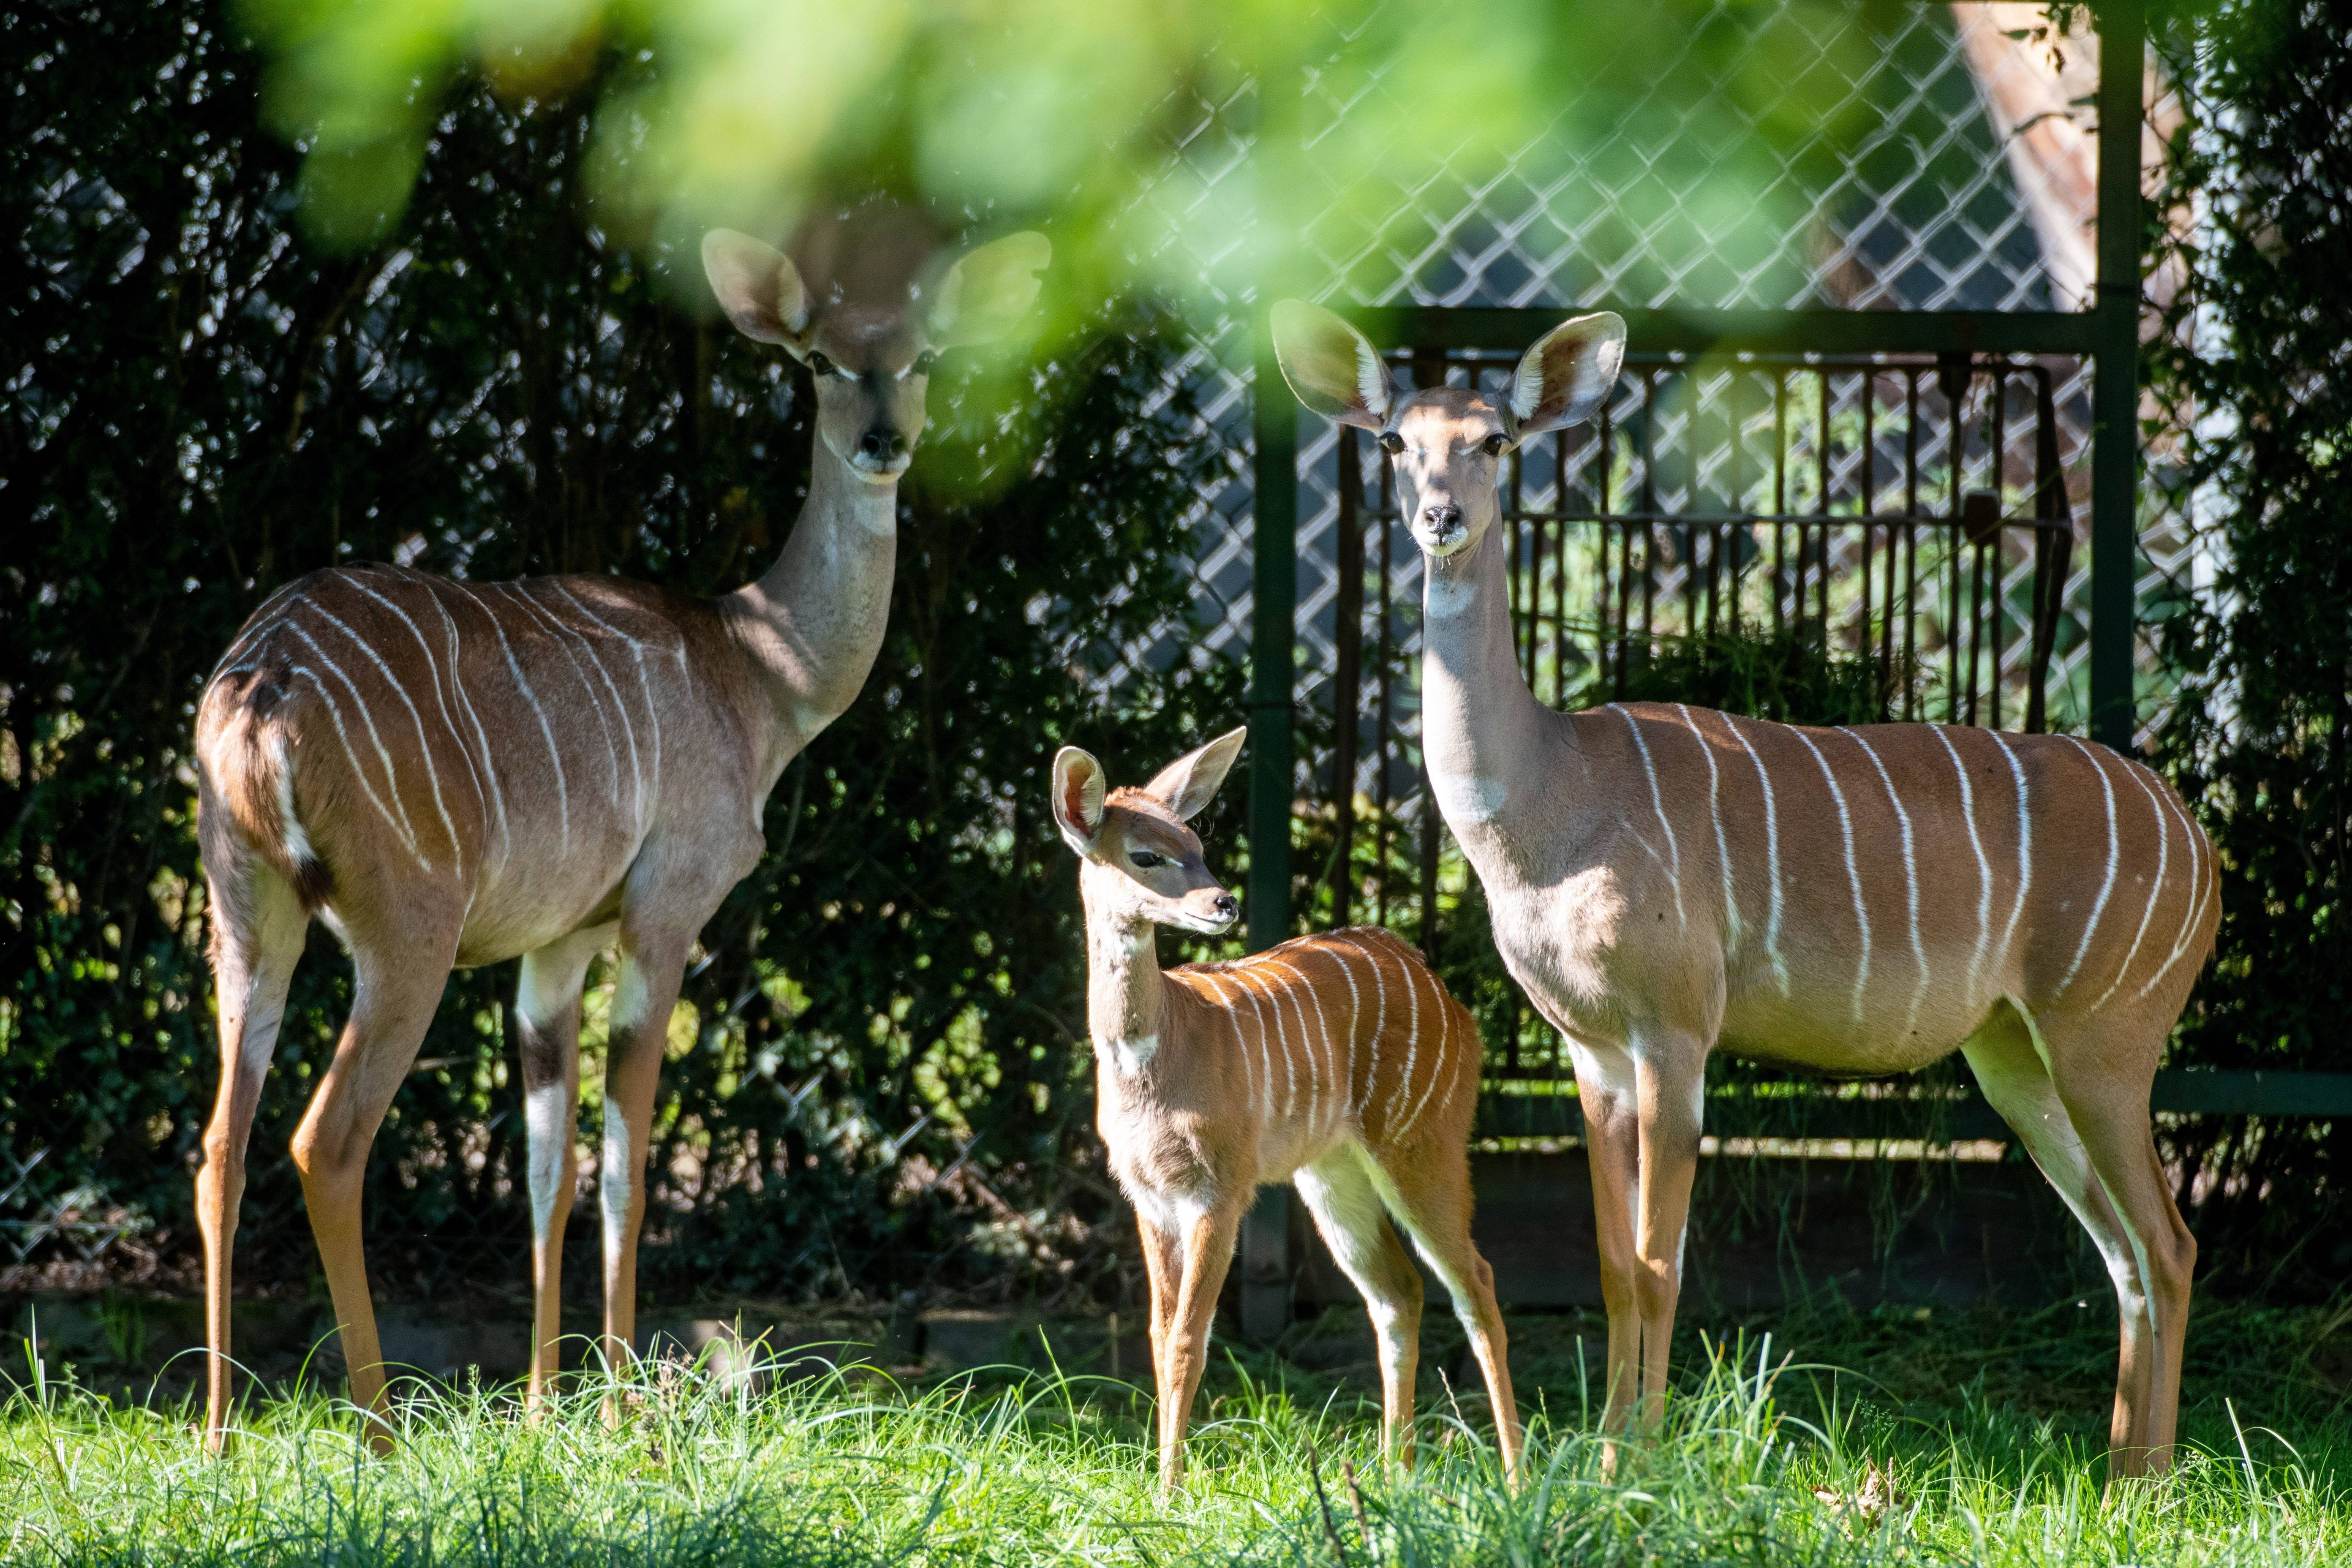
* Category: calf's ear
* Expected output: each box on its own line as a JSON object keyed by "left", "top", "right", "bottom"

{"left": 1051, "top": 746, "right": 1108, "bottom": 854}
{"left": 1141, "top": 727, "right": 1248, "bottom": 822}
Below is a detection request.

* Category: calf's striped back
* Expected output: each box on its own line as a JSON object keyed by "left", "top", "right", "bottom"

{"left": 1168, "top": 927, "right": 1480, "bottom": 1157}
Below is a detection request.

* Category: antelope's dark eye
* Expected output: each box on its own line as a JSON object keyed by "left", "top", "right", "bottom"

{"left": 912, "top": 350, "right": 938, "bottom": 376}
{"left": 1482, "top": 433, "right": 1509, "bottom": 457}
{"left": 1377, "top": 431, "right": 1405, "bottom": 455}
{"left": 1128, "top": 849, "right": 1166, "bottom": 870}
{"left": 807, "top": 351, "right": 838, "bottom": 378}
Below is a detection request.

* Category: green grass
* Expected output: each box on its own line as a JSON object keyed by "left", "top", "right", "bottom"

{"left": 5, "top": 1300, "right": 2352, "bottom": 1565}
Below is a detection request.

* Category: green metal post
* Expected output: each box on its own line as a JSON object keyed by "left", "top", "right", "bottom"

{"left": 2089, "top": 0, "right": 2144, "bottom": 750}
{"left": 1239, "top": 325, "right": 1300, "bottom": 1344}
{"left": 1247, "top": 327, "right": 1298, "bottom": 953}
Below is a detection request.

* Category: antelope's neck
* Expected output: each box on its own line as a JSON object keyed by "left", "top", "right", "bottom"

{"left": 719, "top": 444, "right": 900, "bottom": 780}
{"left": 1080, "top": 879, "right": 1165, "bottom": 1077}
{"left": 1419, "top": 525, "right": 1556, "bottom": 838}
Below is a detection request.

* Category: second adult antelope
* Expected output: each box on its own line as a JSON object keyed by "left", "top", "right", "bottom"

{"left": 190, "top": 222, "right": 1047, "bottom": 1448}
{"left": 1272, "top": 301, "right": 2217, "bottom": 1478}
{"left": 1051, "top": 730, "right": 1522, "bottom": 1489}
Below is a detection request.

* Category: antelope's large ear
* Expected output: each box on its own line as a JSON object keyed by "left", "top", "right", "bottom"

{"left": 702, "top": 230, "right": 814, "bottom": 356}
{"left": 926, "top": 232, "right": 1051, "bottom": 349}
{"left": 1051, "top": 746, "right": 1107, "bottom": 854}
{"left": 1270, "top": 300, "right": 1391, "bottom": 431}
{"left": 1141, "top": 727, "right": 1247, "bottom": 822}
{"left": 1510, "top": 311, "right": 1625, "bottom": 434}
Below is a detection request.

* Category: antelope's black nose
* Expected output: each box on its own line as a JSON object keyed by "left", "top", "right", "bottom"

{"left": 1212, "top": 893, "right": 1239, "bottom": 922}
{"left": 1421, "top": 504, "right": 1463, "bottom": 531}
{"left": 860, "top": 427, "right": 908, "bottom": 462}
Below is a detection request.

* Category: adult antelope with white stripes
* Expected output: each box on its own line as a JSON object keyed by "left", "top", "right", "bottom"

{"left": 1272, "top": 302, "right": 2218, "bottom": 1479}
{"left": 190, "top": 219, "right": 1048, "bottom": 1449}
{"left": 1050, "top": 730, "right": 1522, "bottom": 1490}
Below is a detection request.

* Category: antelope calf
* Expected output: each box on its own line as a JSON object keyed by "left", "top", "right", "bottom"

{"left": 1051, "top": 730, "right": 1523, "bottom": 1489}
{"left": 191, "top": 220, "right": 1047, "bottom": 1448}
{"left": 1274, "top": 299, "right": 2219, "bottom": 1479}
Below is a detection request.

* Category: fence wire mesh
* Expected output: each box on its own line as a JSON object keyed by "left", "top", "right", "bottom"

{"left": 1138, "top": 0, "right": 2181, "bottom": 751}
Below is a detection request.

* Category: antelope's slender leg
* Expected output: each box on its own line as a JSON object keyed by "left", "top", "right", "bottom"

{"left": 1367, "top": 1145, "right": 1523, "bottom": 1486}
{"left": 1135, "top": 1209, "right": 1182, "bottom": 1392}
{"left": 195, "top": 857, "right": 308, "bottom": 1453}
{"left": 1630, "top": 1033, "right": 1707, "bottom": 1433}
{"left": 594, "top": 934, "right": 689, "bottom": 1423}
{"left": 1565, "top": 1039, "right": 1643, "bottom": 1439}
{"left": 1962, "top": 1004, "right": 2169, "bottom": 1478}
{"left": 515, "top": 924, "right": 612, "bottom": 1409}
{"left": 1296, "top": 1150, "right": 1425, "bottom": 1469}
{"left": 2044, "top": 1022, "right": 2197, "bottom": 1477}
{"left": 288, "top": 933, "right": 458, "bottom": 1451}
{"left": 1159, "top": 1195, "right": 1247, "bottom": 1491}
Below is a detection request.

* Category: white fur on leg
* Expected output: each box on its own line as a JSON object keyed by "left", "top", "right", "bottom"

{"left": 525, "top": 1083, "right": 570, "bottom": 1244}
{"left": 600, "top": 1097, "right": 635, "bottom": 1273}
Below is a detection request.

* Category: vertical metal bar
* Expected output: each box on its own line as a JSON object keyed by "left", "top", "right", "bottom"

{"left": 1685, "top": 370, "right": 1702, "bottom": 641}
{"left": 1817, "top": 367, "right": 1833, "bottom": 643}
{"left": 1328, "top": 424, "right": 1365, "bottom": 930}
{"left": 2090, "top": 0, "right": 2145, "bottom": 750}
{"left": 1248, "top": 321, "right": 1298, "bottom": 955}
{"left": 1554, "top": 429, "right": 1569, "bottom": 706}
{"left": 1241, "top": 72, "right": 1305, "bottom": 1344}
{"left": 1946, "top": 363, "right": 1965, "bottom": 722}
{"left": 1880, "top": 373, "right": 1901, "bottom": 699}
{"left": 1904, "top": 370, "right": 1921, "bottom": 721}
{"left": 1512, "top": 436, "right": 1537, "bottom": 683}
{"left": 1608, "top": 397, "right": 1631, "bottom": 697}
{"left": 1967, "top": 529, "right": 1986, "bottom": 726}
{"left": 1989, "top": 370, "right": 2008, "bottom": 731}
{"left": 1507, "top": 427, "right": 1524, "bottom": 653}
{"left": 1641, "top": 372, "right": 1658, "bottom": 658}
{"left": 1860, "top": 372, "right": 1876, "bottom": 680}
{"left": 1417, "top": 760, "right": 1442, "bottom": 964}
{"left": 1707, "top": 368, "right": 1724, "bottom": 640}
{"left": 1773, "top": 373, "right": 1788, "bottom": 633}
{"left": 1726, "top": 369, "right": 1744, "bottom": 639}
{"left": 2027, "top": 364, "right": 2068, "bottom": 734}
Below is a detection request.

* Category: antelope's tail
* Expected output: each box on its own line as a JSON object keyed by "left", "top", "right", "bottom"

{"left": 197, "top": 667, "right": 334, "bottom": 912}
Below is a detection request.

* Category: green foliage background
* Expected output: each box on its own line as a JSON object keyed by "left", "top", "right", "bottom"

{"left": 0, "top": 1, "right": 1241, "bottom": 1304}
{"left": 2140, "top": 0, "right": 2352, "bottom": 1296}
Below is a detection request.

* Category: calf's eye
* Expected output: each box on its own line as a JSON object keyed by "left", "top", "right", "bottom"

{"left": 1377, "top": 431, "right": 1405, "bottom": 455}
{"left": 1128, "top": 850, "right": 1166, "bottom": 869}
